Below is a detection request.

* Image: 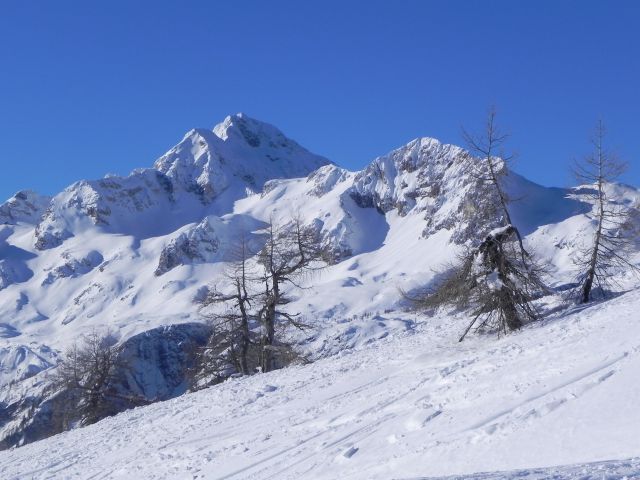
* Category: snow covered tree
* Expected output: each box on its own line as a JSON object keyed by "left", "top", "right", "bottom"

{"left": 573, "top": 120, "right": 637, "bottom": 303}
{"left": 410, "top": 108, "right": 545, "bottom": 339}
{"left": 413, "top": 225, "right": 545, "bottom": 340}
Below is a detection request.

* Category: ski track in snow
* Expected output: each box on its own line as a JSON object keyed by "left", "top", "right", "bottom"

{"left": 2, "top": 288, "right": 640, "bottom": 479}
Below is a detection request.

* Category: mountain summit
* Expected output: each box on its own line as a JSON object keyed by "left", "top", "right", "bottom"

{"left": 154, "top": 113, "right": 331, "bottom": 200}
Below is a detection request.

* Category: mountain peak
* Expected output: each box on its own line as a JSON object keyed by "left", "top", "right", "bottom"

{"left": 212, "top": 112, "right": 291, "bottom": 149}
{"left": 408, "top": 136, "right": 465, "bottom": 154}
{"left": 0, "top": 190, "right": 51, "bottom": 225}
{"left": 153, "top": 114, "right": 331, "bottom": 201}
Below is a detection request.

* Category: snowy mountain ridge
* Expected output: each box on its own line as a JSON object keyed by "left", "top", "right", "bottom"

{"left": 0, "top": 113, "right": 639, "bottom": 478}
{"left": 32, "top": 113, "right": 330, "bottom": 250}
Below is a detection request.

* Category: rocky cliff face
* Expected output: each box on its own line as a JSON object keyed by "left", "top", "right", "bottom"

{"left": 348, "top": 137, "right": 504, "bottom": 244}
{"left": 155, "top": 217, "right": 221, "bottom": 276}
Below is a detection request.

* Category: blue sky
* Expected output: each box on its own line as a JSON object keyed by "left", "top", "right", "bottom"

{"left": 0, "top": 1, "right": 638, "bottom": 201}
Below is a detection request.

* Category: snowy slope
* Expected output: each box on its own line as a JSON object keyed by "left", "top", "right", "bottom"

{"left": 2, "top": 288, "right": 640, "bottom": 479}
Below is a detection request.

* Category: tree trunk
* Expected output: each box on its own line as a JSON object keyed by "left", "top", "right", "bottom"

{"left": 236, "top": 282, "right": 250, "bottom": 375}
{"left": 581, "top": 268, "right": 595, "bottom": 304}
{"left": 261, "top": 305, "right": 276, "bottom": 373}
{"left": 261, "top": 280, "right": 278, "bottom": 373}
{"left": 581, "top": 165, "right": 605, "bottom": 304}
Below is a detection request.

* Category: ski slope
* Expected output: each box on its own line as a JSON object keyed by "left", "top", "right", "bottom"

{"left": 2, "top": 287, "right": 640, "bottom": 479}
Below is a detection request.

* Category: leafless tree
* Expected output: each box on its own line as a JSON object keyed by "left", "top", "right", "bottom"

{"left": 54, "top": 331, "right": 145, "bottom": 425}
{"left": 256, "top": 217, "right": 328, "bottom": 372}
{"left": 572, "top": 120, "right": 638, "bottom": 303}
{"left": 194, "top": 218, "right": 327, "bottom": 382}
{"left": 409, "top": 108, "right": 546, "bottom": 339}
{"left": 461, "top": 106, "right": 530, "bottom": 261}
{"left": 195, "top": 235, "right": 260, "bottom": 385}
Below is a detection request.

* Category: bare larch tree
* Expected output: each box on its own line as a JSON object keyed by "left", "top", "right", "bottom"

{"left": 410, "top": 108, "right": 546, "bottom": 339}
{"left": 573, "top": 120, "right": 637, "bottom": 303}
{"left": 194, "top": 217, "right": 328, "bottom": 382}
{"left": 257, "top": 217, "right": 328, "bottom": 372}
{"left": 196, "top": 234, "right": 260, "bottom": 384}
{"left": 461, "top": 106, "right": 529, "bottom": 261}
{"left": 54, "top": 331, "right": 140, "bottom": 425}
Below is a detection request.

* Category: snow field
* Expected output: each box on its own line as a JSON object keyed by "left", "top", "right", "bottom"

{"left": 2, "top": 288, "right": 640, "bottom": 479}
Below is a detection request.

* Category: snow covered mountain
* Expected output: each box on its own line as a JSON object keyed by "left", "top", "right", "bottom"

{"left": 33, "top": 113, "right": 330, "bottom": 250}
{"left": 1, "top": 113, "right": 639, "bottom": 478}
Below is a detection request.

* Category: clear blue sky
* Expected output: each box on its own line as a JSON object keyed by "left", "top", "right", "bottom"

{"left": 1, "top": 1, "right": 638, "bottom": 201}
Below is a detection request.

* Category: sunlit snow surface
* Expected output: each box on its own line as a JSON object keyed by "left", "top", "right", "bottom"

{"left": 421, "top": 458, "right": 640, "bottom": 479}
{"left": 2, "top": 289, "right": 640, "bottom": 479}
